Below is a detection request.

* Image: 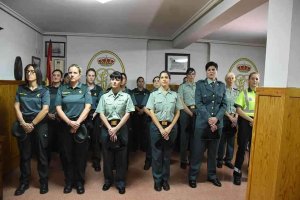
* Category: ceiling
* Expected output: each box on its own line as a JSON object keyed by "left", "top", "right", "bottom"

{"left": 0, "top": 0, "right": 268, "bottom": 46}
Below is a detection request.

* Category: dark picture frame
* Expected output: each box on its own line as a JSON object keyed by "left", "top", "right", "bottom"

{"left": 165, "top": 53, "right": 190, "bottom": 75}
{"left": 45, "top": 41, "right": 65, "bottom": 58}
{"left": 31, "top": 56, "right": 41, "bottom": 68}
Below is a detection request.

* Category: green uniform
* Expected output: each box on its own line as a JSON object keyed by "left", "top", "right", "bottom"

{"left": 96, "top": 89, "right": 135, "bottom": 188}
{"left": 146, "top": 87, "right": 183, "bottom": 185}
{"left": 177, "top": 81, "right": 196, "bottom": 165}
{"left": 14, "top": 84, "right": 50, "bottom": 186}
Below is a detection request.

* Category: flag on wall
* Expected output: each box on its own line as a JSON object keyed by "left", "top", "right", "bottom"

{"left": 46, "top": 40, "right": 52, "bottom": 85}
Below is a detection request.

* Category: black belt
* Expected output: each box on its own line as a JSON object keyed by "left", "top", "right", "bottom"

{"left": 188, "top": 105, "right": 196, "bottom": 109}
{"left": 109, "top": 119, "right": 120, "bottom": 127}
{"left": 159, "top": 121, "right": 171, "bottom": 126}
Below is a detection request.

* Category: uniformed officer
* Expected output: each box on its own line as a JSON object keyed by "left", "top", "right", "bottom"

{"left": 132, "top": 76, "right": 150, "bottom": 151}
{"left": 217, "top": 72, "right": 239, "bottom": 169}
{"left": 146, "top": 71, "right": 183, "bottom": 192}
{"left": 96, "top": 71, "right": 135, "bottom": 194}
{"left": 85, "top": 68, "right": 103, "bottom": 172}
{"left": 56, "top": 64, "right": 92, "bottom": 194}
{"left": 142, "top": 76, "right": 160, "bottom": 170}
{"left": 188, "top": 61, "right": 227, "bottom": 188}
{"left": 233, "top": 72, "right": 259, "bottom": 185}
{"left": 13, "top": 64, "right": 50, "bottom": 195}
{"left": 47, "top": 69, "right": 63, "bottom": 164}
{"left": 178, "top": 68, "right": 196, "bottom": 169}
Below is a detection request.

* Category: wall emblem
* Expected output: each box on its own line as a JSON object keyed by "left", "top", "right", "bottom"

{"left": 87, "top": 50, "right": 125, "bottom": 90}
{"left": 229, "top": 58, "right": 258, "bottom": 91}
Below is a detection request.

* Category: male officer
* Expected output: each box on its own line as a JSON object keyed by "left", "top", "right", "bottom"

{"left": 188, "top": 61, "right": 227, "bottom": 188}
{"left": 178, "top": 68, "right": 196, "bottom": 169}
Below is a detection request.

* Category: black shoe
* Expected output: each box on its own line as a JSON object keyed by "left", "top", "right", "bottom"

{"left": 188, "top": 180, "right": 197, "bottom": 188}
{"left": 76, "top": 183, "right": 85, "bottom": 194}
{"left": 117, "top": 187, "right": 126, "bottom": 194}
{"left": 233, "top": 175, "right": 242, "bottom": 185}
{"left": 224, "top": 162, "right": 234, "bottom": 169}
{"left": 144, "top": 162, "right": 151, "bottom": 170}
{"left": 180, "top": 162, "right": 187, "bottom": 169}
{"left": 63, "top": 184, "right": 72, "bottom": 194}
{"left": 40, "top": 183, "right": 48, "bottom": 194}
{"left": 102, "top": 183, "right": 112, "bottom": 191}
{"left": 14, "top": 183, "right": 29, "bottom": 196}
{"left": 208, "top": 178, "right": 222, "bottom": 187}
{"left": 217, "top": 161, "right": 223, "bottom": 168}
{"left": 154, "top": 183, "right": 162, "bottom": 192}
{"left": 162, "top": 181, "right": 170, "bottom": 191}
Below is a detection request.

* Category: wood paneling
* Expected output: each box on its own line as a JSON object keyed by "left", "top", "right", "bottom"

{"left": 0, "top": 81, "right": 23, "bottom": 174}
{"left": 0, "top": 136, "right": 4, "bottom": 200}
{"left": 247, "top": 88, "right": 300, "bottom": 200}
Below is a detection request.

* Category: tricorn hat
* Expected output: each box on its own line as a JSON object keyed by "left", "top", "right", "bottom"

{"left": 73, "top": 124, "right": 89, "bottom": 143}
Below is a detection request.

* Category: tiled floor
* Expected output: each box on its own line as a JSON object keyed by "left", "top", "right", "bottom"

{"left": 3, "top": 151, "right": 249, "bottom": 200}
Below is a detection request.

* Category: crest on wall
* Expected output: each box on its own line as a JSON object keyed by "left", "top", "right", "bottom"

{"left": 87, "top": 50, "right": 125, "bottom": 90}
{"left": 229, "top": 58, "right": 258, "bottom": 91}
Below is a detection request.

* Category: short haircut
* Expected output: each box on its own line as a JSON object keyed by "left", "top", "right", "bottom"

{"left": 52, "top": 69, "right": 63, "bottom": 77}
{"left": 249, "top": 72, "right": 259, "bottom": 79}
{"left": 186, "top": 68, "right": 195, "bottom": 75}
{"left": 225, "top": 72, "right": 235, "bottom": 81}
{"left": 152, "top": 76, "right": 159, "bottom": 83}
{"left": 110, "top": 71, "right": 123, "bottom": 81}
{"left": 205, "top": 61, "right": 218, "bottom": 71}
{"left": 68, "top": 64, "right": 82, "bottom": 74}
{"left": 159, "top": 70, "right": 171, "bottom": 79}
{"left": 63, "top": 73, "right": 69, "bottom": 78}
{"left": 24, "top": 64, "right": 42, "bottom": 85}
{"left": 121, "top": 72, "right": 127, "bottom": 80}
{"left": 86, "top": 68, "right": 97, "bottom": 76}
{"left": 136, "top": 76, "right": 144, "bottom": 83}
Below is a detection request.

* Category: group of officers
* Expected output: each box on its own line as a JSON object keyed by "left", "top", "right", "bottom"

{"left": 12, "top": 61, "right": 260, "bottom": 196}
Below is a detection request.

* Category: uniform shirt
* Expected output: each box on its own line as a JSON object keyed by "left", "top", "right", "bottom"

{"left": 123, "top": 87, "right": 137, "bottom": 106}
{"left": 225, "top": 87, "right": 239, "bottom": 114}
{"left": 55, "top": 82, "right": 92, "bottom": 119}
{"left": 177, "top": 81, "right": 196, "bottom": 106}
{"left": 234, "top": 88, "right": 256, "bottom": 117}
{"left": 96, "top": 90, "right": 135, "bottom": 120}
{"left": 132, "top": 88, "right": 150, "bottom": 108}
{"left": 48, "top": 85, "right": 60, "bottom": 114}
{"left": 89, "top": 85, "right": 103, "bottom": 110}
{"left": 146, "top": 87, "right": 183, "bottom": 122}
{"left": 15, "top": 84, "right": 50, "bottom": 119}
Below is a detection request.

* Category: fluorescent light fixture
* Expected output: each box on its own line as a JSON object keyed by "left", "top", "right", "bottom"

{"left": 175, "top": 58, "right": 188, "bottom": 63}
{"left": 96, "top": 0, "right": 113, "bottom": 3}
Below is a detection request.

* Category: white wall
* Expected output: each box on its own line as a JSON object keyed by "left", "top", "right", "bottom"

{"left": 210, "top": 43, "right": 266, "bottom": 86}
{"left": 66, "top": 36, "right": 147, "bottom": 89}
{"left": 0, "top": 9, "right": 43, "bottom": 80}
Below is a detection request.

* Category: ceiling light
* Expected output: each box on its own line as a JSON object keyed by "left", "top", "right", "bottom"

{"left": 96, "top": 0, "right": 114, "bottom": 3}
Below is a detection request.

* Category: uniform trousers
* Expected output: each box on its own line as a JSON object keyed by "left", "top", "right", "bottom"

{"left": 17, "top": 120, "right": 48, "bottom": 185}
{"left": 217, "top": 116, "right": 236, "bottom": 163}
{"left": 234, "top": 117, "right": 253, "bottom": 173}
{"left": 144, "top": 118, "right": 152, "bottom": 165}
{"left": 101, "top": 125, "right": 128, "bottom": 188}
{"left": 47, "top": 119, "right": 62, "bottom": 163}
{"left": 61, "top": 123, "right": 89, "bottom": 185}
{"left": 150, "top": 123, "right": 177, "bottom": 184}
{"left": 179, "top": 111, "right": 195, "bottom": 164}
{"left": 189, "top": 128, "right": 221, "bottom": 181}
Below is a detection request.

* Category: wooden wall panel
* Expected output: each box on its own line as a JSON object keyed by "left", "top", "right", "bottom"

{"left": 0, "top": 81, "right": 23, "bottom": 174}
{"left": 247, "top": 88, "right": 300, "bottom": 200}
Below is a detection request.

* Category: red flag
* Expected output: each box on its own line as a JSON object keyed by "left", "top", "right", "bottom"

{"left": 46, "top": 40, "right": 52, "bottom": 85}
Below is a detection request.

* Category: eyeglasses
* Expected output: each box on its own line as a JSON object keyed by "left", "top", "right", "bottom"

{"left": 25, "top": 70, "right": 36, "bottom": 75}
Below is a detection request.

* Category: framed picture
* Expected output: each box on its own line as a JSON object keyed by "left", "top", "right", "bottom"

{"left": 31, "top": 56, "right": 41, "bottom": 68}
{"left": 165, "top": 53, "right": 190, "bottom": 75}
{"left": 54, "top": 59, "right": 65, "bottom": 73}
{"left": 45, "top": 41, "right": 65, "bottom": 58}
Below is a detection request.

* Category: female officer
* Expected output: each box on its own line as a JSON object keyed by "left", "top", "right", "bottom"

{"left": 85, "top": 68, "right": 103, "bottom": 172}
{"left": 96, "top": 71, "right": 135, "bottom": 195}
{"left": 217, "top": 72, "right": 239, "bottom": 169}
{"left": 188, "top": 61, "right": 226, "bottom": 188}
{"left": 233, "top": 72, "right": 259, "bottom": 185}
{"left": 146, "top": 71, "right": 183, "bottom": 192}
{"left": 56, "top": 64, "right": 92, "bottom": 194}
{"left": 13, "top": 64, "right": 50, "bottom": 195}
